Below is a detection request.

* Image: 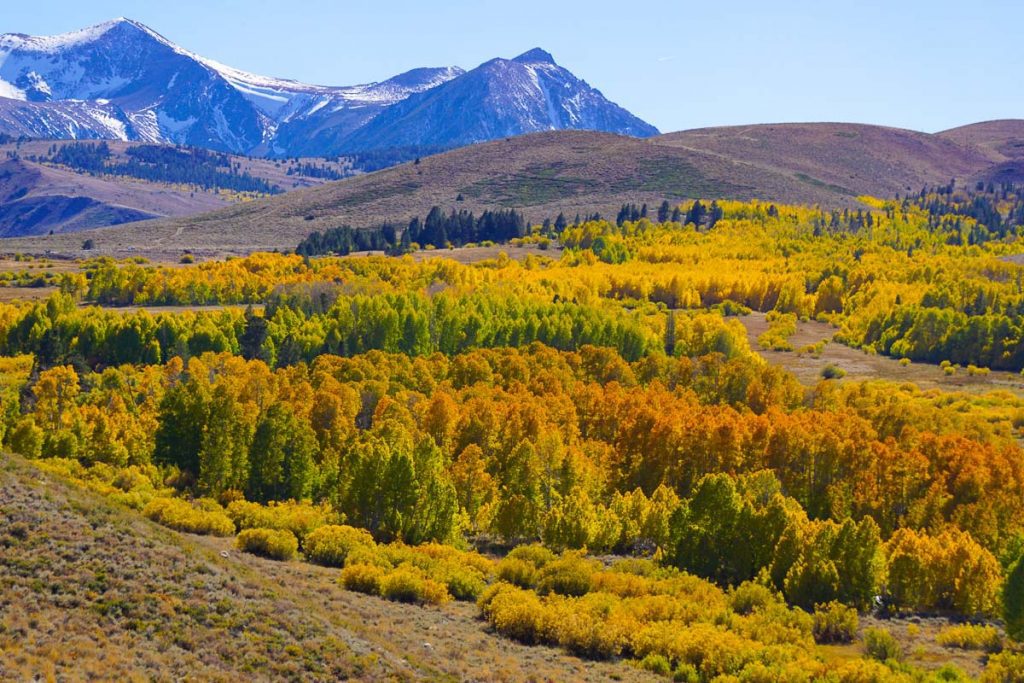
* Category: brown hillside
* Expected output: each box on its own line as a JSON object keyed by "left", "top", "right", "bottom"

{"left": 655, "top": 122, "right": 993, "bottom": 198}
{"left": 3, "top": 122, "right": 1016, "bottom": 258}
{"left": 938, "top": 119, "right": 1024, "bottom": 162}
{"left": 0, "top": 453, "right": 655, "bottom": 682}
{"left": 0, "top": 130, "right": 867, "bottom": 257}
{"left": 938, "top": 120, "right": 1024, "bottom": 185}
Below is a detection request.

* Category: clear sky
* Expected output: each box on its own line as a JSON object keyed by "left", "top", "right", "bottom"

{"left": 3, "top": 0, "right": 1022, "bottom": 134}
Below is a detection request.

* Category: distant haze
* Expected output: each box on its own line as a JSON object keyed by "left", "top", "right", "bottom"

{"left": 2, "top": 0, "right": 1021, "bottom": 135}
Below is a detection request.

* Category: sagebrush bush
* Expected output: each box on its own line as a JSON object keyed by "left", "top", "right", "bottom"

{"left": 302, "top": 524, "right": 376, "bottom": 567}
{"left": 811, "top": 601, "right": 858, "bottom": 643}
{"left": 379, "top": 565, "right": 450, "bottom": 605}
{"left": 507, "top": 543, "right": 556, "bottom": 568}
{"left": 864, "top": 627, "right": 902, "bottom": 662}
{"left": 536, "top": 553, "right": 598, "bottom": 597}
{"left": 936, "top": 624, "right": 1002, "bottom": 652}
{"left": 340, "top": 563, "right": 385, "bottom": 595}
{"left": 143, "top": 497, "right": 235, "bottom": 536}
{"left": 496, "top": 557, "right": 537, "bottom": 588}
{"left": 226, "top": 499, "right": 337, "bottom": 541}
{"left": 730, "top": 581, "right": 777, "bottom": 615}
{"left": 236, "top": 528, "right": 299, "bottom": 561}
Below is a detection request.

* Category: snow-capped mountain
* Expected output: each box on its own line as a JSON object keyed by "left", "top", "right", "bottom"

{"left": 340, "top": 48, "right": 659, "bottom": 152}
{"left": 0, "top": 19, "right": 657, "bottom": 158}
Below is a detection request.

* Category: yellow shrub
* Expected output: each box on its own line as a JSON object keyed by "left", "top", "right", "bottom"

{"left": 535, "top": 553, "right": 599, "bottom": 597}
{"left": 811, "top": 601, "right": 859, "bottom": 644}
{"left": 302, "top": 524, "right": 376, "bottom": 567}
{"left": 226, "top": 499, "right": 337, "bottom": 541}
{"left": 143, "top": 497, "right": 235, "bottom": 536}
{"left": 496, "top": 557, "right": 537, "bottom": 588}
{"left": 236, "top": 528, "right": 299, "bottom": 561}
{"left": 379, "top": 565, "right": 451, "bottom": 605}
{"left": 936, "top": 624, "right": 1002, "bottom": 652}
{"left": 340, "top": 563, "right": 385, "bottom": 595}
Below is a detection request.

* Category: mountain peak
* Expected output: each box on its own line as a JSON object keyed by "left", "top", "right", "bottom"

{"left": 513, "top": 48, "right": 557, "bottom": 65}
{"left": 0, "top": 16, "right": 170, "bottom": 53}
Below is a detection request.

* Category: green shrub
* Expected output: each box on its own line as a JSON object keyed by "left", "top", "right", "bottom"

{"left": 536, "top": 554, "right": 598, "bottom": 597}
{"left": 864, "top": 627, "right": 902, "bottom": 662}
{"left": 496, "top": 557, "right": 538, "bottom": 588}
{"left": 730, "top": 581, "right": 777, "bottom": 615}
{"left": 812, "top": 601, "right": 858, "bottom": 644}
{"left": 340, "top": 563, "right": 385, "bottom": 595}
{"left": 821, "top": 364, "right": 846, "bottom": 380}
{"left": 435, "top": 562, "right": 487, "bottom": 601}
{"left": 143, "top": 497, "right": 235, "bottom": 536}
{"left": 303, "top": 524, "right": 376, "bottom": 567}
{"left": 507, "top": 543, "right": 556, "bottom": 568}
{"left": 936, "top": 624, "right": 1002, "bottom": 652}
{"left": 379, "top": 565, "right": 450, "bottom": 605}
{"left": 640, "top": 653, "right": 672, "bottom": 675}
{"left": 236, "top": 528, "right": 299, "bottom": 561}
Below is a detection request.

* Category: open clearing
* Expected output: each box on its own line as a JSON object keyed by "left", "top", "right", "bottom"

{"left": 739, "top": 312, "right": 1024, "bottom": 395}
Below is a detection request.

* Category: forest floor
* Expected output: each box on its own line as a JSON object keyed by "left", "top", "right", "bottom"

{"left": 739, "top": 312, "right": 1024, "bottom": 396}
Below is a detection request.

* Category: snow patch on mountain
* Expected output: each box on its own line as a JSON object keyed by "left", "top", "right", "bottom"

{"left": 0, "top": 20, "right": 657, "bottom": 159}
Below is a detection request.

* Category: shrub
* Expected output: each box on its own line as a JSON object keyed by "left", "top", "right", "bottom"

{"left": 536, "top": 554, "right": 598, "bottom": 597}
{"left": 303, "top": 524, "right": 376, "bottom": 567}
{"left": 821, "top": 364, "right": 846, "bottom": 380}
{"left": 507, "top": 543, "right": 556, "bottom": 568}
{"left": 639, "top": 653, "right": 672, "bottom": 676}
{"left": 898, "top": 357, "right": 911, "bottom": 366}
{"left": 730, "top": 581, "right": 777, "bottom": 615}
{"left": 143, "top": 497, "right": 235, "bottom": 536}
{"left": 379, "top": 565, "right": 450, "bottom": 605}
{"left": 340, "top": 563, "right": 385, "bottom": 595}
{"left": 236, "top": 528, "right": 299, "bottom": 561}
{"left": 435, "top": 562, "right": 487, "bottom": 601}
{"left": 496, "top": 557, "right": 538, "bottom": 588}
{"left": 936, "top": 624, "right": 1002, "bottom": 652}
{"left": 981, "top": 652, "right": 1024, "bottom": 682}
{"left": 226, "top": 499, "right": 336, "bottom": 541}
{"left": 812, "top": 601, "right": 858, "bottom": 644}
{"left": 864, "top": 627, "right": 902, "bottom": 662}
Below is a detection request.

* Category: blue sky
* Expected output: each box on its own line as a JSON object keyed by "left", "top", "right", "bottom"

{"left": 4, "top": 0, "right": 1022, "bottom": 133}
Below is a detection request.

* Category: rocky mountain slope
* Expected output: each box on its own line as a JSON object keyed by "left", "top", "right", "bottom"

{"left": 0, "top": 19, "right": 657, "bottom": 158}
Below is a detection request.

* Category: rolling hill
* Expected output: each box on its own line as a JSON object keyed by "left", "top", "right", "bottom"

{"left": 655, "top": 122, "right": 994, "bottom": 198}
{"left": 0, "top": 452, "right": 653, "bottom": 682}
{"left": 0, "top": 138, "right": 353, "bottom": 236}
{"left": 4, "top": 120, "right": 1022, "bottom": 258}
{"left": 938, "top": 119, "right": 1024, "bottom": 185}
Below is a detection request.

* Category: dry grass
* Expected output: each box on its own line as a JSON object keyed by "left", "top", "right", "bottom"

{"left": 0, "top": 129, "right": 864, "bottom": 259}
{"left": 739, "top": 312, "right": 1024, "bottom": 396}
{"left": 0, "top": 453, "right": 657, "bottom": 682}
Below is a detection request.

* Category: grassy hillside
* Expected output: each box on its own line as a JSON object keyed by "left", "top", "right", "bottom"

{"left": 4, "top": 121, "right": 1021, "bottom": 257}
{"left": 0, "top": 139, "right": 355, "bottom": 237}
{"left": 939, "top": 119, "right": 1024, "bottom": 185}
{"left": 655, "top": 122, "right": 994, "bottom": 198}
{"left": 0, "top": 453, "right": 654, "bottom": 682}
{"left": 0, "top": 130, "right": 869, "bottom": 257}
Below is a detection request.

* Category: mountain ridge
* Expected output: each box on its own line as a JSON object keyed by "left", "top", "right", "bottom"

{"left": 0, "top": 19, "right": 657, "bottom": 158}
